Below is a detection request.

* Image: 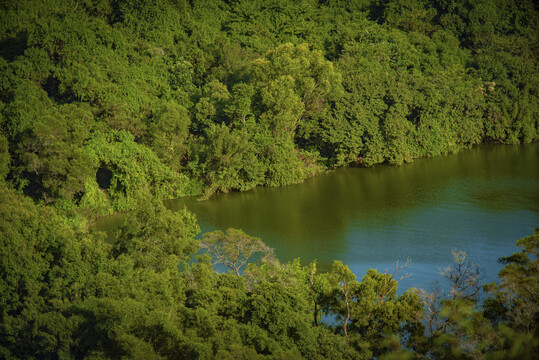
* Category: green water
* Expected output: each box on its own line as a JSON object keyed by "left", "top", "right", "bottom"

{"left": 97, "top": 143, "right": 539, "bottom": 291}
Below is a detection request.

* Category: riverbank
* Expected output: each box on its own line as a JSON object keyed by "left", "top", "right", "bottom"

{"left": 94, "top": 142, "right": 539, "bottom": 293}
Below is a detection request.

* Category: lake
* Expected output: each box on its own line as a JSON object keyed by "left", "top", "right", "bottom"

{"left": 98, "top": 143, "right": 539, "bottom": 293}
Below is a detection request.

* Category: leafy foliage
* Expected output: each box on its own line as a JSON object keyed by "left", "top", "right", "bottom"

{"left": 0, "top": 0, "right": 538, "bottom": 358}
{"left": 0, "top": 186, "right": 537, "bottom": 358}
{"left": 1, "top": 0, "right": 536, "bottom": 211}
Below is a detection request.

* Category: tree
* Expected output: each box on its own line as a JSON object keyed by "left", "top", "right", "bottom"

{"left": 224, "top": 83, "right": 256, "bottom": 129}
{"left": 0, "top": 133, "right": 9, "bottom": 182}
{"left": 200, "top": 228, "right": 274, "bottom": 277}
{"left": 421, "top": 250, "right": 485, "bottom": 338}
{"left": 149, "top": 101, "right": 191, "bottom": 172}
{"left": 113, "top": 194, "right": 200, "bottom": 272}
{"left": 188, "top": 123, "right": 265, "bottom": 199}
{"left": 83, "top": 130, "right": 196, "bottom": 212}
{"left": 483, "top": 228, "right": 539, "bottom": 334}
{"left": 251, "top": 42, "right": 343, "bottom": 141}
{"left": 318, "top": 259, "right": 422, "bottom": 357}
{"left": 0, "top": 187, "right": 103, "bottom": 359}
{"left": 414, "top": 233, "right": 539, "bottom": 359}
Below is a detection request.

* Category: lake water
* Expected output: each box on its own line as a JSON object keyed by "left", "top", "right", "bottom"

{"left": 98, "top": 143, "right": 539, "bottom": 293}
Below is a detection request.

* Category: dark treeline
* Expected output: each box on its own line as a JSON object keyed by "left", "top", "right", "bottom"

{"left": 0, "top": 0, "right": 538, "bottom": 214}
{"left": 1, "top": 0, "right": 538, "bottom": 358}
{"left": 1, "top": 187, "right": 538, "bottom": 359}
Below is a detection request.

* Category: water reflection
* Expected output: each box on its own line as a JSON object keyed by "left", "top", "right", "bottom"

{"left": 101, "top": 143, "right": 539, "bottom": 291}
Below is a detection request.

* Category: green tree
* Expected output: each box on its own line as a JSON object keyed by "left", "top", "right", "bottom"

{"left": 0, "top": 187, "right": 104, "bottom": 359}
{"left": 83, "top": 130, "right": 197, "bottom": 212}
{"left": 0, "top": 133, "right": 9, "bottom": 182}
{"left": 201, "top": 228, "right": 273, "bottom": 277}
{"left": 319, "top": 260, "right": 423, "bottom": 357}
{"left": 483, "top": 228, "right": 539, "bottom": 335}
{"left": 149, "top": 101, "right": 191, "bottom": 172}
{"left": 113, "top": 195, "right": 200, "bottom": 272}
{"left": 187, "top": 123, "right": 264, "bottom": 199}
{"left": 252, "top": 42, "right": 343, "bottom": 141}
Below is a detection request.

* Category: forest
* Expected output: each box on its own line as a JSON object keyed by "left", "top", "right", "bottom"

{"left": 0, "top": 0, "right": 538, "bottom": 358}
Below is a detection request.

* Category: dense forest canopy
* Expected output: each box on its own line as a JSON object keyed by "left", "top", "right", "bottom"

{"left": 0, "top": 0, "right": 537, "bottom": 213}
{"left": 1, "top": 186, "right": 538, "bottom": 359}
{"left": 0, "top": 0, "right": 538, "bottom": 358}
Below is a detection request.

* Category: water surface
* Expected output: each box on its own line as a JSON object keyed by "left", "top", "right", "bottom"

{"left": 98, "top": 143, "right": 539, "bottom": 292}
{"left": 168, "top": 144, "right": 539, "bottom": 291}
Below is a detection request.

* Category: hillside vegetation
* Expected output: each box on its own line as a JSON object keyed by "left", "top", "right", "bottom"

{"left": 1, "top": 0, "right": 537, "bottom": 213}
{"left": 0, "top": 1, "right": 538, "bottom": 358}
{"left": 1, "top": 187, "right": 538, "bottom": 359}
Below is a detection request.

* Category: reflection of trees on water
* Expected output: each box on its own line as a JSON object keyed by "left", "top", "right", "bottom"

{"left": 97, "top": 143, "right": 539, "bottom": 289}
{"left": 167, "top": 144, "right": 538, "bottom": 278}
